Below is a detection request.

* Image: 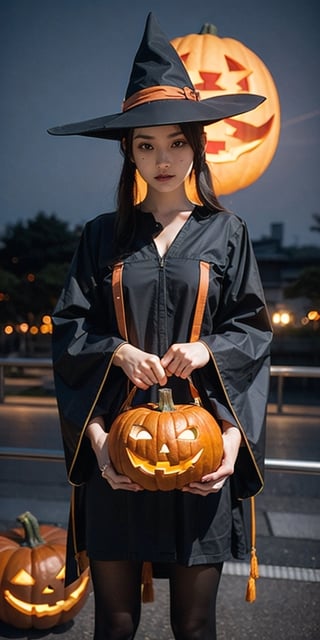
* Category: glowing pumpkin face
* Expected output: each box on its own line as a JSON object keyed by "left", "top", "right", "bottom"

{"left": 0, "top": 512, "right": 90, "bottom": 630}
{"left": 108, "top": 388, "right": 223, "bottom": 491}
{"left": 170, "top": 24, "right": 281, "bottom": 195}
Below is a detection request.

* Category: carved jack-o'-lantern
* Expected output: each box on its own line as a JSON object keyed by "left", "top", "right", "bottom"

{"left": 0, "top": 512, "right": 90, "bottom": 630}
{"left": 108, "top": 388, "right": 223, "bottom": 491}
{"left": 135, "top": 24, "right": 280, "bottom": 201}
{"left": 171, "top": 24, "right": 281, "bottom": 196}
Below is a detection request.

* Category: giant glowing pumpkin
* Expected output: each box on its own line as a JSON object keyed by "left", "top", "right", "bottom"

{"left": 108, "top": 387, "right": 223, "bottom": 491}
{"left": 135, "top": 24, "right": 280, "bottom": 201}
{"left": 171, "top": 24, "right": 281, "bottom": 195}
{"left": 0, "top": 512, "right": 90, "bottom": 630}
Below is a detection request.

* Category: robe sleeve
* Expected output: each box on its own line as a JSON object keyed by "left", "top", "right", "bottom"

{"left": 52, "top": 215, "right": 126, "bottom": 485}
{"left": 199, "top": 217, "right": 273, "bottom": 499}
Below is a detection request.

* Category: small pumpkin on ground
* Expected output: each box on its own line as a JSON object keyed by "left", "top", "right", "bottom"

{"left": 0, "top": 512, "right": 90, "bottom": 629}
{"left": 108, "top": 387, "right": 223, "bottom": 491}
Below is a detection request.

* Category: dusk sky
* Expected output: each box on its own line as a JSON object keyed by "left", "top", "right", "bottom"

{"left": 1, "top": 0, "right": 319, "bottom": 247}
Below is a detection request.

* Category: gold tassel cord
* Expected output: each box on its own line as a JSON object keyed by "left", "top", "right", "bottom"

{"left": 250, "top": 546, "right": 259, "bottom": 579}
{"left": 246, "top": 496, "right": 259, "bottom": 603}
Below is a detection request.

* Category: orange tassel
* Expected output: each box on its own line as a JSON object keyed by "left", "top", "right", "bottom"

{"left": 245, "top": 497, "right": 259, "bottom": 603}
{"left": 246, "top": 546, "right": 259, "bottom": 602}
{"left": 246, "top": 575, "right": 256, "bottom": 603}
{"left": 141, "top": 561, "right": 154, "bottom": 603}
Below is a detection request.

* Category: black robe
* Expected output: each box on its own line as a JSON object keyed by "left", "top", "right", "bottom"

{"left": 52, "top": 206, "right": 272, "bottom": 581}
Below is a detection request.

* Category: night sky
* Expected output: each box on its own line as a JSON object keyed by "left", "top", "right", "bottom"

{"left": 1, "top": 0, "right": 319, "bottom": 246}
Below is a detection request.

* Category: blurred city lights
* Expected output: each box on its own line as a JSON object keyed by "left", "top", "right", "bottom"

{"left": 272, "top": 311, "right": 291, "bottom": 326}
{"left": 29, "top": 325, "right": 39, "bottom": 335}
{"left": 1, "top": 317, "right": 53, "bottom": 335}
{"left": 40, "top": 324, "right": 51, "bottom": 334}
{"left": 4, "top": 325, "right": 14, "bottom": 335}
{"left": 307, "top": 310, "right": 320, "bottom": 321}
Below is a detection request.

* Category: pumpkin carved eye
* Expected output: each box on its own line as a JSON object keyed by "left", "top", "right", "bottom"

{"left": 178, "top": 428, "right": 198, "bottom": 440}
{"left": 130, "top": 425, "right": 152, "bottom": 440}
{"left": 56, "top": 566, "right": 65, "bottom": 581}
{"left": 11, "top": 570, "right": 35, "bottom": 586}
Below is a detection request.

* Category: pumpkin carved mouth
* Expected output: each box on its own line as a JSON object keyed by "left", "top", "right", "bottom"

{"left": 126, "top": 447, "right": 204, "bottom": 476}
{"left": 206, "top": 115, "right": 275, "bottom": 163}
{"left": 4, "top": 575, "right": 90, "bottom": 617}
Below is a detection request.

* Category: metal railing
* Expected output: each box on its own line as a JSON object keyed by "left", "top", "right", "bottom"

{"left": 0, "top": 357, "right": 319, "bottom": 475}
{"left": 270, "top": 364, "right": 320, "bottom": 413}
{"left": 1, "top": 357, "right": 320, "bottom": 411}
{"left": 0, "top": 356, "right": 53, "bottom": 403}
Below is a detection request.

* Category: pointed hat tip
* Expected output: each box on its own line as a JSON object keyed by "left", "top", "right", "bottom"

{"left": 47, "top": 12, "right": 266, "bottom": 140}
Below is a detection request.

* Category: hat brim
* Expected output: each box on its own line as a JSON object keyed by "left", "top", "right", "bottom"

{"left": 48, "top": 93, "right": 265, "bottom": 140}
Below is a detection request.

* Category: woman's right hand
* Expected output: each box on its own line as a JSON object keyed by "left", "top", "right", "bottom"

{"left": 113, "top": 343, "right": 167, "bottom": 389}
{"left": 100, "top": 462, "right": 143, "bottom": 492}
{"left": 86, "top": 418, "right": 143, "bottom": 491}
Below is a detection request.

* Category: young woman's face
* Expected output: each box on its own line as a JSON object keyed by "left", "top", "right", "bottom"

{"left": 131, "top": 125, "right": 194, "bottom": 193}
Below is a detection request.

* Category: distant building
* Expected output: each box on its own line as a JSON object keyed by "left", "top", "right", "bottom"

{"left": 253, "top": 223, "right": 320, "bottom": 326}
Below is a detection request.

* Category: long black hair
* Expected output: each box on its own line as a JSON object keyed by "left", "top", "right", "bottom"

{"left": 114, "top": 122, "right": 226, "bottom": 253}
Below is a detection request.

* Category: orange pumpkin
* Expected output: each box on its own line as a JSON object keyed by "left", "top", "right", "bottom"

{"left": 0, "top": 512, "right": 90, "bottom": 630}
{"left": 108, "top": 387, "right": 223, "bottom": 491}
{"left": 171, "top": 24, "right": 281, "bottom": 196}
{"left": 135, "top": 24, "right": 280, "bottom": 201}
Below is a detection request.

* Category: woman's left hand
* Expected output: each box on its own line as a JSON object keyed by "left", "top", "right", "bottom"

{"left": 182, "top": 423, "right": 242, "bottom": 495}
{"left": 160, "top": 341, "right": 210, "bottom": 378}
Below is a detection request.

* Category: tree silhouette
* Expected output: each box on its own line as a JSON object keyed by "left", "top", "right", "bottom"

{"left": 0, "top": 212, "right": 79, "bottom": 275}
{"left": 0, "top": 212, "right": 80, "bottom": 323}
{"left": 284, "top": 266, "right": 320, "bottom": 307}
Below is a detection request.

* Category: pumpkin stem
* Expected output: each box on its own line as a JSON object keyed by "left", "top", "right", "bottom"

{"left": 199, "top": 24, "right": 218, "bottom": 36}
{"left": 17, "top": 511, "right": 45, "bottom": 548}
{"left": 158, "top": 388, "right": 176, "bottom": 412}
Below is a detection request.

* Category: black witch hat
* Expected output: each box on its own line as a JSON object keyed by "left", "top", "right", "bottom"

{"left": 48, "top": 13, "right": 265, "bottom": 140}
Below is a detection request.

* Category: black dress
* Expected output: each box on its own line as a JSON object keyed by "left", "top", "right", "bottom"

{"left": 52, "top": 206, "right": 272, "bottom": 582}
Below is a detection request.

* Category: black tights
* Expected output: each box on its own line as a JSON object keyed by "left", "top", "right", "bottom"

{"left": 90, "top": 559, "right": 223, "bottom": 640}
{"left": 169, "top": 562, "right": 223, "bottom": 639}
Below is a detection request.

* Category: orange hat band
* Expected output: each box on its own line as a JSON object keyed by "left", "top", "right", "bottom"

{"left": 122, "top": 85, "right": 201, "bottom": 112}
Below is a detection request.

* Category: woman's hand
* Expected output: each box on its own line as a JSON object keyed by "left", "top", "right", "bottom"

{"left": 182, "top": 423, "right": 242, "bottom": 496}
{"left": 160, "top": 341, "right": 210, "bottom": 378}
{"left": 113, "top": 343, "right": 167, "bottom": 389}
{"left": 86, "top": 417, "right": 143, "bottom": 492}
{"left": 100, "top": 462, "right": 143, "bottom": 492}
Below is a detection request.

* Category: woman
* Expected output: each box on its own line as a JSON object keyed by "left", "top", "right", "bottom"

{"left": 49, "top": 13, "right": 272, "bottom": 640}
